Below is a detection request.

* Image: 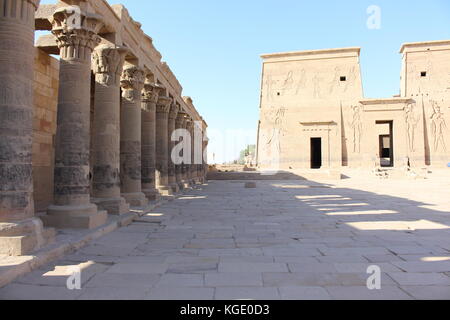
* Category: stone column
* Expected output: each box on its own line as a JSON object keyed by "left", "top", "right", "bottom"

{"left": 182, "top": 118, "right": 192, "bottom": 188}
{"left": 196, "top": 123, "right": 204, "bottom": 183}
{"left": 44, "top": 7, "right": 108, "bottom": 229}
{"left": 167, "top": 103, "right": 179, "bottom": 193}
{"left": 188, "top": 118, "right": 196, "bottom": 185}
{"left": 155, "top": 95, "right": 173, "bottom": 195}
{"left": 0, "top": 0, "right": 55, "bottom": 255}
{"left": 90, "top": 44, "right": 129, "bottom": 215}
{"left": 120, "top": 65, "right": 148, "bottom": 207}
{"left": 192, "top": 120, "right": 201, "bottom": 184}
{"left": 203, "top": 138, "right": 209, "bottom": 182}
{"left": 175, "top": 111, "right": 187, "bottom": 190}
{"left": 141, "top": 81, "right": 161, "bottom": 201}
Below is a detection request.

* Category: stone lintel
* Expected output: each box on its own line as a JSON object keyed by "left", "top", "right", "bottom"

{"left": 359, "top": 98, "right": 415, "bottom": 105}
{"left": 35, "top": 34, "right": 59, "bottom": 55}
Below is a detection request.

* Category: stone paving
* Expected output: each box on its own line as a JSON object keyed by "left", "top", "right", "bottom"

{"left": 1, "top": 174, "right": 450, "bottom": 300}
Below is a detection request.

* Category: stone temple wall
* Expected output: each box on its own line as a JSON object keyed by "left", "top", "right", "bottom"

{"left": 257, "top": 41, "right": 450, "bottom": 171}
{"left": 32, "top": 48, "right": 59, "bottom": 212}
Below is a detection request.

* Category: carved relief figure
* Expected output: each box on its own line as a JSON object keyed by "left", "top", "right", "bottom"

{"left": 265, "top": 75, "right": 275, "bottom": 101}
{"left": 343, "top": 66, "right": 356, "bottom": 93}
{"left": 312, "top": 74, "right": 321, "bottom": 99}
{"left": 263, "top": 107, "right": 286, "bottom": 155}
{"left": 350, "top": 105, "right": 362, "bottom": 153}
{"left": 329, "top": 66, "right": 341, "bottom": 94}
{"left": 430, "top": 101, "right": 447, "bottom": 152}
{"left": 281, "top": 71, "right": 294, "bottom": 95}
{"left": 295, "top": 68, "right": 307, "bottom": 95}
{"left": 405, "top": 102, "right": 420, "bottom": 152}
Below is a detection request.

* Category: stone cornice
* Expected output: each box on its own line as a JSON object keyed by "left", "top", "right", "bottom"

{"left": 400, "top": 40, "right": 450, "bottom": 53}
{"left": 261, "top": 47, "right": 361, "bottom": 60}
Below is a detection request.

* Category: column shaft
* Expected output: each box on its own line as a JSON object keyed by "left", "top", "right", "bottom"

{"left": 155, "top": 96, "right": 172, "bottom": 195}
{"left": 141, "top": 82, "right": 161, "bottom": 201}
{"left": 45, "top": 7, "right": 107, "bottom": 229}
{"left": 168, "top": 103, "right": 179, "bottom": 193}
{"left": 175, "top": 112, "right": 186, "bottom": 190}
{"left": 91, "top": 45, "right": 129, "bottom": 215}
{"left": 182, "top": 119, "right": 192, "bottom": 188}
{"left": 120, "top": 65, "right": 147, "bottom": 207}
{"left": 0, "top": 0, "right": 55, "bottom": 255}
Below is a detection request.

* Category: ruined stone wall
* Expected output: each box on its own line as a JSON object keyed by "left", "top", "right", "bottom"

{"left": 32, "top": 48, "right": 59, "bottom": 212}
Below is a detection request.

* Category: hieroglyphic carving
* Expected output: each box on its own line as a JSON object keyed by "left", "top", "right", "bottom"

{"left": 405, "top": 102, "right": 420, "bottom": 152}
{"left": 349, "top": 105, "right": 362, "bottom": 153}
{"left": 430, "top": 101, "right": 447, "bottom": 152}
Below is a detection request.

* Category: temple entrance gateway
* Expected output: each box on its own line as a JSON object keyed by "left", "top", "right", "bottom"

{"left": 311, "top": 138, "right": 322, "bottom": 169}
{"left": 377, "top": 121, "right": 394, "bottom": 167}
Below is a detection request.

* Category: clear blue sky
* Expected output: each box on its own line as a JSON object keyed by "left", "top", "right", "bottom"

{"left": 40, "top": 0, "right": 450, "bottom": 163}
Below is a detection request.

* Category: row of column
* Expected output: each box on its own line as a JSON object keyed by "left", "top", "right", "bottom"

{"left": 0, "top": 3, "right": 207, "bottom": 256}
{"left": 44, "top": 8, "right": 207, "bottom": 229}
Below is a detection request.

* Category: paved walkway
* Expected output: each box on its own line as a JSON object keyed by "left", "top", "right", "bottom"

{"left": 1, "top": 175, "right": 450, "bottom": 300}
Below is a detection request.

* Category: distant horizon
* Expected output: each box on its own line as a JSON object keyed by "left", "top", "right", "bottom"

{"left": 39, "top": 0, "right": 450, "bottom": 163}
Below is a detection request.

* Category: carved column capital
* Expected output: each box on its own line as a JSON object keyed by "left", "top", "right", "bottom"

{"left": 156, "top": 96, "right": 173, "bottom": 114}
{"left": 51, "top": 6, "right": 104, "bottom": 61}
{"left": 142, "top": 82, "right": 162, "bottom": 104}
{"left": 92, "top": 45, "right": 128, "bottom": 86}
{"left": 168, "top": 103, "right": 180, "bottom": 120}
{"left": 185, "top": 118, "right": 194, "bottom": 130}
{"left": 120, "top": 65, "right": 144, "bottom": 102}
{"left": 175, "top": 111, "right": 187, "bottom": 128}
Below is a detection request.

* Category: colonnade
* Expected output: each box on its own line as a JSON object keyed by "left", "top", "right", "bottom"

{"left": 0, "top": 3, "right": 208, "bottom": 255}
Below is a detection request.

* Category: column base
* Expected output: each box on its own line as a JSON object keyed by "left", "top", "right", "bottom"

{"left": 0, "top": 218, "right": 56, "bottom": 256}
{"left": 142, "top": 189, "right": 161, "bottom": 202}
{"left": 43, "top": 203, "right": 108, "bottom": 229}
{"left": 157, "top": 186, "right": 173, "bottom": 196}
{"left": 121, "top": 192, "right": 148, "bottom": 208}
{"left": 182, "top": 180, "right": 192, "bottom": 189}
{"left": 91, "top": 197, "right": 130, "bottom": 216}
{"left": 169, "top": 182, "right": 180, "bottom": 193}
